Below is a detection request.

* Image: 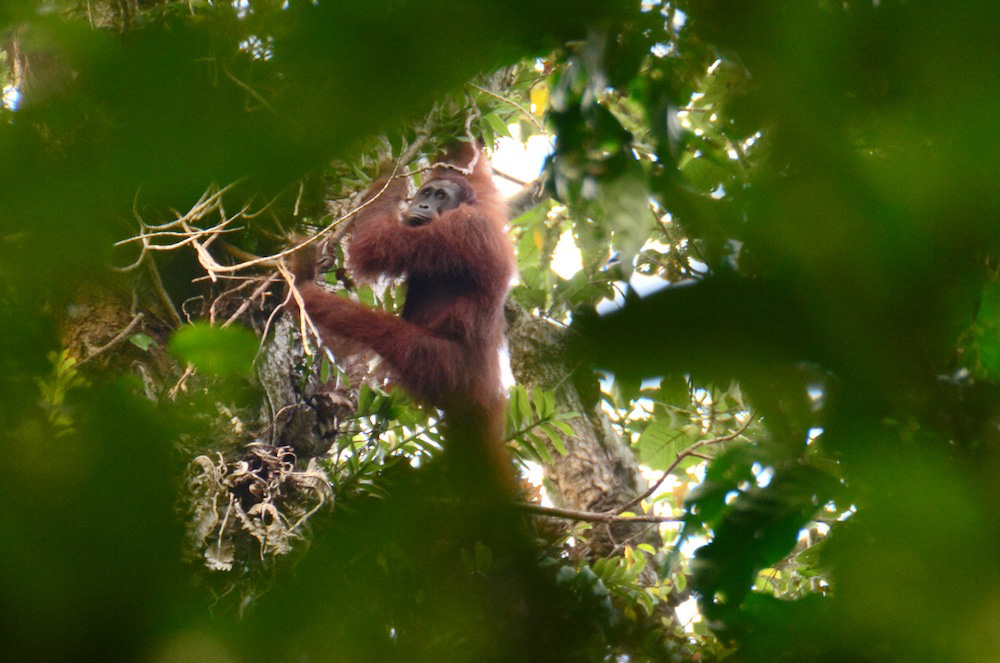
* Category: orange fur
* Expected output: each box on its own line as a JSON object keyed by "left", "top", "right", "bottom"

{"left": 290, "top": 142, "right": 517, "bottom": 496}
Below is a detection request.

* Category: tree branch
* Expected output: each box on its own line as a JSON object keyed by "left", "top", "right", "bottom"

{"left": 515, "top": 501, "right": 682, "bottom": 524}
{"left": 75, "top": 313, "right": 144, "bottom": 368}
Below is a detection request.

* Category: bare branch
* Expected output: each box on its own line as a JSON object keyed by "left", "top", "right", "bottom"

{"left": 75, "top": 313, "right": 145, "bottom": 367}
{"left": 274, "top": 262, "right": 324, "bottom": 355}
{"left": 222, "top": 274, "right": 278, "bottom": 327}
{"left": 168, "top": 364, "right": 195, "bottom": 400}
{"left": 494, "top": 169, "right": 529, "bottom": 187}
{"left": 515, "top": 501, "right": 682, "bottom": 524}
{"left": 145, "top": 256, "right": 183, "bottom": 327}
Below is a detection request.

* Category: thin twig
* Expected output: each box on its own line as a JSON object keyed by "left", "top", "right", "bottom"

{"left": 515, "top": 501, "right": 682, "bottom": 524}
{"left": 494, "top": 169, "right": 529, "bottom": 187}
{"left": 169, "top": 364, "right": 195, "bottom": 399}
{"left": 114, "top": 222, "right": 239, "bottom": 247}
{"left": 208, "top": 279, "right": 256, "bottom": 324}
{"left": 115, "top": 182, "right": 243, "bottom": 272}
{"left": 223, "top": 274, "right": 278, "bottom": 327}
{"left": 293, "top": 181, "right": 304, "bottom": 217}
{"left": 121, "top": 135, "right": 440, "bottom": 282}
{"left": 193, "top": 274, "right": 257, "bottom": 284}
{"left": 145, "top": 256, "right": 183, "bottom": 327}
{"left": 607, "top": 523, "right": 662, "bottom": 558}
{"left": 242, "top": 185, "right": 292, "bottom": 221}
{"left": 275, "top": 263, "right": 324, "bottom": 355}
{"left": 75, "top": 313, "right": 145, "bottom": 367}
{"left": 220, "top": 171, "right": 400, "bottom": 273}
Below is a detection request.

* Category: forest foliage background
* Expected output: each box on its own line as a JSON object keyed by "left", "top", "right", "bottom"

{"left": 3, "top": 1, "right": 1000, "bottom": 662}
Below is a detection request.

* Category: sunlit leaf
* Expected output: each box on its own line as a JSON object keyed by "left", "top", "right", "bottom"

{"left": 636, "top": 419, "right": 687, "bottom": 471}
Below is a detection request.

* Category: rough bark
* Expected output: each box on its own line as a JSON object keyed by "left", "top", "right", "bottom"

{"left": 256, "top": 314, "right": 357, "bottom": 458}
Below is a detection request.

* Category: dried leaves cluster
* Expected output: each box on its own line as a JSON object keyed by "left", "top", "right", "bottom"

{"left": 186, "top": 443, "right": 333, "bottom": 571}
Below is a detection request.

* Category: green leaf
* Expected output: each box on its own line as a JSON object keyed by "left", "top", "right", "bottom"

{"left": 526, "top": 432, "right": 553, "bottom": 463}
{"left": 357, "top": 385, "right": 376, "bottom": 414}
{"left": 555, "top": 565, "right": 576, "bottom": 585}
{"left": 636, "top": 419, "right": 687, "bottom": 472}
{"left": 480, "top": 122, "right": 495, "bottom": 149}
{"left": 793, "top": 539, "right": 827, "bottom": 570}
{"left": 508, "top": 385, "right": 528, "bottom": 428}
{"left": 532, "top": 388, "right": 549, "bottom": 418}
{"left": 510, "top": 200, "right": 549, "bottom": 228}
{"left": 483, "top": 111, "right": 513, "bottom": 139}
{"left": 541, "top": 423, "right": 567, "bottom": 455}
{"left": 629, "top": 549, "right": 647, "bottom": 575}
{"left": 516, "top": 386, "right": 534, "bottom": 424}
{"left": 320, "top": 355, "right": 332, "bottom": 384}
{"left": 680, "top": 154, "right": 729, "bottom": 194}
{"left": 515, "top": 226, "right": 542, "bottom": 273}
{"left": 168, "top": 323, "right": 258, "bottom": 377}
{"left": 128, "top": 332, "right": 156, "bottom": 351}
{"left": 356, "top": 285, "right": 376, "bottom": 307}
{"left": 544, "top": 390, "right": 556, "bottom": 414}
{"left": 551, "top": 420, "right": 575, "bottom": 436}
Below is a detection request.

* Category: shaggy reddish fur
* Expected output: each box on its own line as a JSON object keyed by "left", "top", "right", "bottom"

{"left": 289, "top": 142, "right": 516, "bottom": 493}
